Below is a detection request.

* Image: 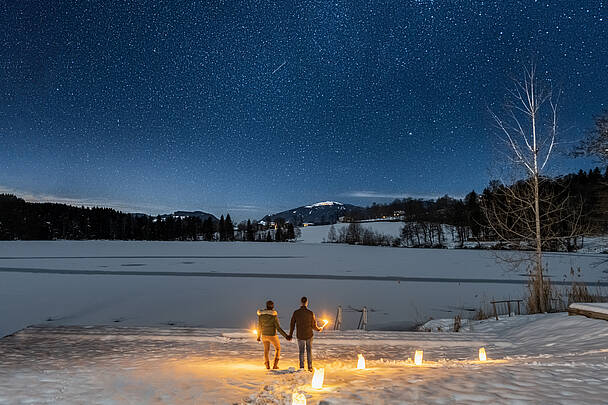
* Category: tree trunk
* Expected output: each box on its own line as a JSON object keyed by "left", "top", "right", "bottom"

{"left": 532, "top": 96, "right": 546, "bottom": 313}
{"left": 533, "top": 172, "right": 546, "bottom": 312}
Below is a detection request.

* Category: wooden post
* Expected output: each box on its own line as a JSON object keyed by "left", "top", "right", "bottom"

{"left": 517, "top": 300, "right": 521, "bottom": 315}
{"left": 492, "top": 302, "right": 498, "bottom": 320}
{"left": 357, "top": 306, "right": 368, "bottom": 330}
{"left": 334, "top": 305, "right": 343, "bottom": 331}
{"left": 507, "top": 301, "right": 511, "bottom": 317}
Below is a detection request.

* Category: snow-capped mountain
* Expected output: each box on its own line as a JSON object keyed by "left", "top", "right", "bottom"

{"left": 159, "top": 211, "right": 218, "bottom": 222}
{"left": 304, "top": 201, "right": 344, "bottom": 208}
{"left": 262, "top": 201, "right": 361, "bottom": 225}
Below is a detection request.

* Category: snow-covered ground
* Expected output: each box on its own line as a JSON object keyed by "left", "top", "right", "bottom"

{"left": 1, "top": 241, "right": 607, "bottom": 338}
{"left": 1, "top": 313, "right": 607, "bottom": 404}
{"left": 298, "top": 221, "right": 404, "bottom": 243}
{"left": 569, "top": 302, "right": 608, "bottom": 314}
{"left": 297, "top": 221, "right": 608, "bottom": 253}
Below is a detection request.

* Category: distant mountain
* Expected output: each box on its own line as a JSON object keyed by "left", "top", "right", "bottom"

{"left": 160, "top": 211, "right": 218, "bottom": 222}
{"left": 262, "top": 201, "right": 361, "bottom": 225}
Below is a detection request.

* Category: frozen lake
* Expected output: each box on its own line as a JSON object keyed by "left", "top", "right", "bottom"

{"left": 1, "top": 241, "right": 607, "bottom": 337}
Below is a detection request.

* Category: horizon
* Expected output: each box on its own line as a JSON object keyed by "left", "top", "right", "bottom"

{"left": 3, "top": 162, "right": 607, "bottom": 221}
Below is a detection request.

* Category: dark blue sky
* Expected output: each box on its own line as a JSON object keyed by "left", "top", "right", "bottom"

{"left": 1, "top": 1, "right": 606, "bottom": 219}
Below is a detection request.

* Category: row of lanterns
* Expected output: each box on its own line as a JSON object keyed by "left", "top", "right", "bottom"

{"left": 355, "top": 348, "right": 487, "bottom": 370}
{"left": 355, "top": 347, "right": 487, "bottom": 370}
{"left": 292, "top": 348, "right": 489, "bottom": 405}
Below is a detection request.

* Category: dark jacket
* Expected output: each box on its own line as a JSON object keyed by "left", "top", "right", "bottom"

{"left": 257, "top": 309, "right": 288, "bottom": 339}
{"left": 289, "top": 306, "right": 321, "bottom": 340}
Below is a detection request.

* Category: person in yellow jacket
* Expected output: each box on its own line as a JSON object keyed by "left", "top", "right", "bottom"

{"left": 257, "top": 300, "right": 291, "bottom": 369}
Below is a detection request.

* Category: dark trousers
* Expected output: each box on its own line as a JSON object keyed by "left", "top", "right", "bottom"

{"left": 298, "top": 338, "right": 313, "bottom": 369}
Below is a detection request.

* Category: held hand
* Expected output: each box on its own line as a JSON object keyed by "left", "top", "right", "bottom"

{"left": 257, "top": 337, "right": 261, "bottom": 342}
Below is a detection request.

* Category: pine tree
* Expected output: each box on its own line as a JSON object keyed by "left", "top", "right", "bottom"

{"left": 286, "top": 223, "right": 295, "bottom": 240}
{"left": 246, "top": 219, "right": 255, "bottom": 241}
{"left": 218, "top": 215, "right": 225, "bottom": 241}
{"left": 224, "top": 214, "right": 235, "bottom": 241}
{"left": 464, "top": 191, "right": 482, "bottom": 240}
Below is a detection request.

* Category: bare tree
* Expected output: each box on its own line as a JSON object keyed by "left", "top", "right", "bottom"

{"left": 327, "top": 224, "right": 337, "bottom": 243}
{"left": 483, "top": 65, "right": 585, "bottom": 313}
{"left": 575, "top": 110, "right": 608, "bottom": 161}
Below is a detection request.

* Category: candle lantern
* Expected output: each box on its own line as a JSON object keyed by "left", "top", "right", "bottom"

{"left": 414, "top": 350, "right": 423, "bottom": 366}
{"left": 311, "top": 368, "right": 324, "bottom": 389}
{"left": 356, "top": 354, "right": 365, "bottom": 369}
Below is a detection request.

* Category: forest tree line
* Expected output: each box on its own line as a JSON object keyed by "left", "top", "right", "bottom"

{"left": 0, "top": 194, "right": 297, "bottom": 242}
{"left": 2, "top": 166, "right": 608, "bottom": 246}
{"left": 338, "top": 167, "right": 608, "bottom": 250}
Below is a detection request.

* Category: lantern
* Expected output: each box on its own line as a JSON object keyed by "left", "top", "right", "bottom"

{"left": 252, "top": 329, "right": 257, "bottom": 335}
{"left": 414, "top": 350, "right": 423, "bottom": 366}
{"left": 322, "top": 319, "right": 329, "bottom": 328}
{"left": 479, "top": 347, "right": 487, "bottom": 362}
{"left": 356, "top": 354, "right": 365, "bottom": 369}
{"left": 292, "top": 392, "right": 306, "bottom": 405}
{"left": 311, "top": 367, "right": 324, "bottom": 389}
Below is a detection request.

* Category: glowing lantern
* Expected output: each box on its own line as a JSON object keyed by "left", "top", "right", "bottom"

{"left": 322, "top": 319, "right": 329, "bottom": 328}
{"left": 414, "top": 350, "right": 423, "bottom": 366}
{"left": 479, "top": 347, "right": 487, "bottom": 362}
{"left": 252, "top": 329, "right": 257, "bottom": 335}
{"left": 311, "top": 367, "right": 324, "bottom": 389}
{"left": 292, "top": 392, "right": 306, "bottom": 405}
{"left": 356, "top": 354, "right": 365, "bottom": 369}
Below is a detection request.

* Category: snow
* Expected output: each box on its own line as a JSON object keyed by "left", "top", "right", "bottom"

{"left": 304, "top": 201, "right": 344, "bottom": 208}
{"left": 1, "top": 241, "right": 607, "bottom": 338}
{"left": 574, "top": 236, "right": 608, "bottom": 254}
{"left": 569, "top": 302, "right": 608, "bottom": 314}
{"left": 297, "top": 221, "right": 491, "bottom": 248}
{"left": 418, "top": 317, "right": 472, "bottom": 332}
{"left": 1, "top": 313, "right": 607, "bottom": 404}
{"left": 298, "top": 221, "right": 608, "bottom": 253}
{"left": 298, "top": 221, "right": 403, "bottom": 243}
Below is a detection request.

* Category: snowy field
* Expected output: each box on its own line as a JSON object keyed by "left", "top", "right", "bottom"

{"left": 1, "top": 241, "right": 608, "bottom": 338}
{"left": 298, "top": 221, "right": 608, "bottom": 253}
{"left": 298, "top": 221, "right": 404, "bottom": 243}
{"left": 0, "top": 313, "right": 607, "bottom": 404}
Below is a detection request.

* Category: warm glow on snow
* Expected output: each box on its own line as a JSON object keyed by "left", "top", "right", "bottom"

{"left": 479, "top": 347, "right": 487, "bottom": 362}
{"left": 292, "top": 392, "right": 306, "bottom": 405}
{"left": 311, "top": 368, "right": 324, "bottom": 389}
{"left": 414, "top": 350, "right": 423, "bottom": 366}
{"left": 357, "top": 354, "right": 365, "bottom": 369}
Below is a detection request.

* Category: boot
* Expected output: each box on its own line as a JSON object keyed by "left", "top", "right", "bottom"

{"left": 273, "top": 359, "right": 280, "bottom": 370}
{"left": 265, "top": 361, "right": 270, "bottom": 370}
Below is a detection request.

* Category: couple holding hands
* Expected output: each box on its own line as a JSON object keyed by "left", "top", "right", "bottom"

{"left": 256, "top": 296, "right": 326, "bottom": 371}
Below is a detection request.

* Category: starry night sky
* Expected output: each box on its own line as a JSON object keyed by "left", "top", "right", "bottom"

{"left": 1, "top": 1, "right": 606, "bottom": 219}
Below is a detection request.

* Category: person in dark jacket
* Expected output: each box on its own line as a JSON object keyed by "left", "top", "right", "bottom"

{"left": 288, "top": 296, "right": 324, "bottom": 371}
{"left": 257, "top": 300, "right": 290, "bottom": 370}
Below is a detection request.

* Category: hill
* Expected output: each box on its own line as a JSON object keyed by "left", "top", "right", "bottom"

{"left": 262, "top": 201, "right": 361, "bottom": 225}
